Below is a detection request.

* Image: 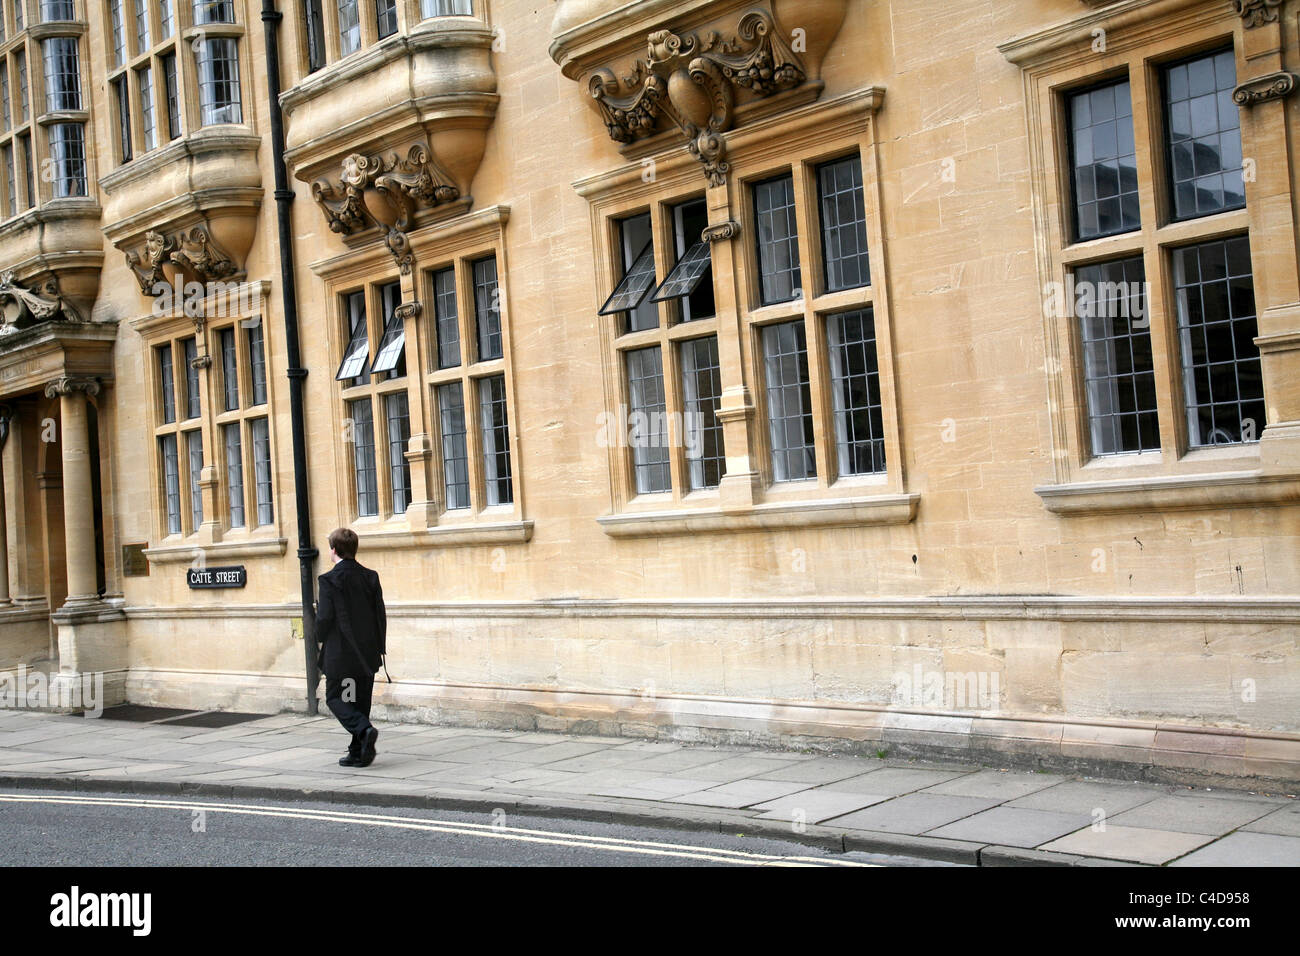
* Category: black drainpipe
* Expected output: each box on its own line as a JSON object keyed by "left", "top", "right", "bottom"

{"left": 262, "top": 0, "right": 320, "bottom": 714}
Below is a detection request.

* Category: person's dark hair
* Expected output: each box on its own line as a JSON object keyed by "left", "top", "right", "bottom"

{"left": 328, "top": 527, "right": 359, "bottom": 561}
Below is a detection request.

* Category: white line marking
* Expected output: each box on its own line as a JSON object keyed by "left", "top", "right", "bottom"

{"left": 0, "top": 792, "right": 877, "bottom": 867}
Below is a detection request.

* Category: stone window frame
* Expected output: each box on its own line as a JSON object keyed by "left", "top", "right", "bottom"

{"left": 596, "top": 187, "right": 729, "bottom": 509}
{"left": 1002, "top": 1, "right": 1300, "bottom": 515}
{"left": 296, "top": 0, "right": 481, "bottom": 75}
{"left": 209, "top": 311, "right": 274, "bottom": 532}
{"left": 139, "top": 287, "right": 282, "bottom": 550}
{"left": 317, "top": 203, "right": 530, "bottom": 548}
{"left": 0, "top": 0, "right": 91, "bottom": 215}
{"left": 333, "top": 272, "right": 411, "bottom": 524}
{"left": 149, "top": 329, "right": 203, "bottom": 538}
{"left": 580, "top": 88, "right": 919, "bottom": 537}
{"left": 104, "top": 0, "right": 250, "bottom": 167}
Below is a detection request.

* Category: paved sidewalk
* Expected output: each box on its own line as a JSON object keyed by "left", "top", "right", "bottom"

{"left": 1, "top": 706, "right": 1297, "bottom": 866}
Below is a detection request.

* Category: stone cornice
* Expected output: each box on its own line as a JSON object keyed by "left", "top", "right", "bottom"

{"left": 1001, "top": 0, "right": 1225, "bottom": 67}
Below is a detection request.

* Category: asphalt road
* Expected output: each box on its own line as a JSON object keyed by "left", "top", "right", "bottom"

{"left": 0, "top": 788, "right": 956, "bottom": 867}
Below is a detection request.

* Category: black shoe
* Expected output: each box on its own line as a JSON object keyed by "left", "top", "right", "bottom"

{"left": 357, "top": 727, "right": 379, "bottom": 767}
{"left": 339, "top": 752, "right": 361, "bottom": 767}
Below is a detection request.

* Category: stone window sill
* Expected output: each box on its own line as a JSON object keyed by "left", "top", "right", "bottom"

{"left": 356, "top": 520, "right": 534, "bottom": 550}
{"left": 598, "top": 493, "right": 919, "bottom": 538}
{"left": 1035, "top": 470, "right": 1300, "bottom": 515}
{"left": 143, "top": 537, "right": 288, "bottom": 564}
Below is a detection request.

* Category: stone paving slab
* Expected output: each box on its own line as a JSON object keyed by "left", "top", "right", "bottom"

{"left": 926, "top": 807, "right": 1094, "bottom": 848}
{"left": 752, "top": 790, "right": 894, "bottom": 824}
{"left": 1167, "top": 831, "right": 1300, "bottom": 866}
{"left": 752, "top": 757, "right": 881, "bottom": 785}
{"left": 664, "top": 755, "right": 809, "bottom": 783}
{"left": 824, "top": 794, "right": 1003, "bottom": 835}
{"left": 1107, "top": 795, "right": 1283, "bottom": 835}
{"left": 1006, "top": 780, "right": 1162, "bottom": 815}
{"left": 1039, "top": 825, "right": 1215, "bottom": 864}
{"left": 1241, "top": 804, "right": 1300, "bottom": 836}
{"left": 920, "top": 769, "right": 1067, "bottom": 800}
{"left": 666, "top": 780, "right": 812, "bottom": 809}
{"left": 822, "top": 767, "right": 970, "bottom": 796}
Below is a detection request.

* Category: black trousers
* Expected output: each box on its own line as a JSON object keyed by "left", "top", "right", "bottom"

{"left": 325, "top": 673, "right": 375, "bottom": 752}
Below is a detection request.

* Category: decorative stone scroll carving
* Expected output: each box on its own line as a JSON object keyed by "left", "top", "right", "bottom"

{"left": 170, "top": 225, "right": 240, "bottom": 283}
{"left": 394, "top": 302, "right": 423, "bottom": 322}
{"left": 44, "top": 375, "right": 101, "bottom": 399}
{"left": 1233, "top": 70, "right": 1299, "bottom": 106}
{"left": 702, "top": 220, "right": 741, "bottom": 242}
{"left": 588, "top": 10, "right": 806, "bottom": 186}
{"left": 125, "top": 224, "right": 241, "bottom": 295}
{"left": 311, "top": 144, "right": 461, "bottom": 273}
{"left": 1234, "top": 0, "right": 1283, "bottom": 27}
{"left": 0, "top": 271, "right": 83, "bottom": 334}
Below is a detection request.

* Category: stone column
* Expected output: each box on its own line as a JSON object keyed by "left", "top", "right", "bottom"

{"left": 44, "top": 376, "right": 100, "bottom": 607}
{"left": 0, "top": 404, "right": 11, "bottom": 607}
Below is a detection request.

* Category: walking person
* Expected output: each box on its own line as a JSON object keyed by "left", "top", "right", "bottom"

{"left": 316, "top": 527, "right": 385, "bottom": 767}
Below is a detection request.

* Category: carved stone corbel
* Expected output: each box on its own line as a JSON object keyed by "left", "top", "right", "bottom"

{"left": 702, "top": 220, "right": 741, "bottom": 242}
{"left": 1234, "top": 0, "right": 1282, "bottom": 27}
{"left": 588, "top": 9, "right": 807, "bottom": 186}
{"left": 1233, "top": 70, "right": 1299, "bottom": 106}
{"left": 124, "top": 231, "right": 176, "bottom": 294}
{"left": 44, "top": 376, "right": 101, "bottom": 399}
{"left": 170, "top": 225, "right": 240, "bottom": 283}
{"left": 0, "top": 270, "right": 83, "bottom": 332}
{"left": 394, "top": 302, "right": 422, "bottom": 322}
{"left": 311, "top": 145, "right": 462, "bottom": 273}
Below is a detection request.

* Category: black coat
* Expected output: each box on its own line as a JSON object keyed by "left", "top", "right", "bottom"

{"left": 316, "top": 558, "right": 385, "bottom": 677}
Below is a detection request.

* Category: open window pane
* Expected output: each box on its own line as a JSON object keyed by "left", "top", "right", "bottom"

{"left": 601, "top": 213, "right": 658, "bottom": 331}
{"left": 370, "top": 283, "right": 407, "bottom": 375}
{"left": 336, "top": 291, "right": 370, "bottom": 383}
{"left": 650, "top": 241, "right": 712, "bottom": 304}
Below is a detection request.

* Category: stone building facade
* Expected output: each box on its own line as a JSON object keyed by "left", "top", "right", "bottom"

{"left": 0, "top": 0, "right": 1298, "bottom": 786}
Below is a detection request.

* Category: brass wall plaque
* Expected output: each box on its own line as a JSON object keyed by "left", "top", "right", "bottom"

{"left": 122, "top": 543, "right": 150, "bottom": 577}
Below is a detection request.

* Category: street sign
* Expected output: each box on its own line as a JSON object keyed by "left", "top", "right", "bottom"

{"left": 187, "top": 565, "right": 247, "bottom": 589}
